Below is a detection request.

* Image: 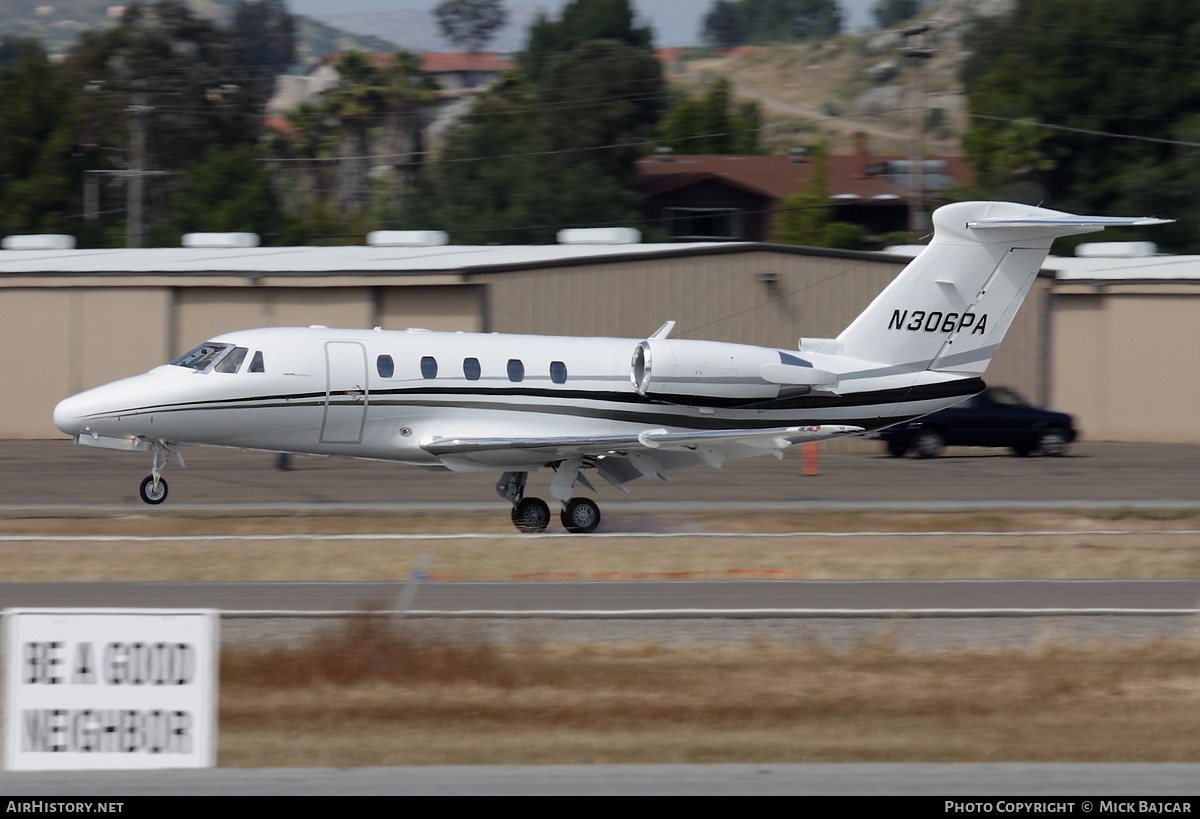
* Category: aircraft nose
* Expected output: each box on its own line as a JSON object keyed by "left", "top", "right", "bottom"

{"left": 53, "top": 388, "right": 107, "bottom": 436}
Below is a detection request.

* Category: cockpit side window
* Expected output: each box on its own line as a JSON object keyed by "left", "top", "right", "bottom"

{"left": 170, "top": 342, "right": 233, "bottom": 372}
{"left": 214, "top": 346, "right": 249, "bottom": 374}
{"left": 248, "top": 351, "right": 265, "bottom": 373}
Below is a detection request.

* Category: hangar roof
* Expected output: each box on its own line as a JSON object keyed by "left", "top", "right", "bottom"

{"left": 1047, "top": 254, "right": 1200, "bottom": 282}
{"left": 0, "top": 240, "right": 893, "bottom": 277}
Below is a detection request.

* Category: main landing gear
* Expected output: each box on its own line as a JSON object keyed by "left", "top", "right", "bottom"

{"left": 497, "top": 471, "right": 602, "bottom": 534}
{"left": 138, "top": 441, "right": 183, "bottom": 505}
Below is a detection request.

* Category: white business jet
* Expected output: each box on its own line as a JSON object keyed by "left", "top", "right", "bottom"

{"left": 53, "top": 202, "right": 1168, "bottom": 532}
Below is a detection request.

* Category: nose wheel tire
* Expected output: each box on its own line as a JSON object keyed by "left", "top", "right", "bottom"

{"left": 561, "top": 497, "right": 601, "bottom": 534}
{"left": 511, "top": 497, "right": 551, "bottom": 533}
{"left": 139, "top": 475, "right": 168, "bottom": 505}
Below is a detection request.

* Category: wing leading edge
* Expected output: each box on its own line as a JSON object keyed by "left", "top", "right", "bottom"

{"left": 421, "top": 424, "right": 863, "bottom": 458}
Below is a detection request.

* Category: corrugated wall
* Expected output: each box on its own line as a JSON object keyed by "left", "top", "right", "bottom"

{"left": 3, "top": 248, "right": 1051, "bottom": 439}
{"left": 477, "top": 251, "right": 1050, "bottom": 403}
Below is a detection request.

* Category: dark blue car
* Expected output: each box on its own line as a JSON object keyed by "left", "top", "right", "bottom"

{"left": 876, "top": 386, "right": 1077, "bottom": 458}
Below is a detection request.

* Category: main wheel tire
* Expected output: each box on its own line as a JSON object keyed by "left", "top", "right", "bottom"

{"left": 511, "top": 497, "right": 551, "bottom": 533}
{"left": 561, "top": 497, "right": 601, "bottom": 534}
{"left": 913, "top": 431, "right": 945, "bottom": 459}
{"left": 1037, "top": 428, "right": 1070, "bottom": 457}
{"left": 886, "top": 442, "right": 908, "bottom": 457}
{"left": 139, "top": 475, "right": 168, "bottom": 505}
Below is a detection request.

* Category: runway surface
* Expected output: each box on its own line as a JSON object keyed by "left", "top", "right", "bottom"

{"left": 5, "top": 440, "right": 1200, "bottom": 792}
{"left": 3, "top": 763, "right": 1200, "bottom": 795}
{"left": 1, "top": 579, "right": 1198, "bottom": 615}
{"left": 6, "top": 439, "right": 1200, "bottom": 511}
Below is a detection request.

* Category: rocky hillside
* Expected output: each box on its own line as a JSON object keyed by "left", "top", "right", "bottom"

{"left": 671, "top": 0, "right": 1014, "bottom": 157}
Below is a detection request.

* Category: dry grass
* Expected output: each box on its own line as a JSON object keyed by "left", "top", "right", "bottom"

{"left": 4, "top": 511, "right": 1200, "bottom": 581}
{"left": 217, "top": 617, "right": 1200, "bottom": 766}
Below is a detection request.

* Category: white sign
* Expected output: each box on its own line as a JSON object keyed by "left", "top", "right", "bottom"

{"left": 3, "top": 609, "right": 218, "bottom": 770}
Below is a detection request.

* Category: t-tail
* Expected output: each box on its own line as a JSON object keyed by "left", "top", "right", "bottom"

{"left": 823, "top": 201, "right": 1170, "bottom": 376}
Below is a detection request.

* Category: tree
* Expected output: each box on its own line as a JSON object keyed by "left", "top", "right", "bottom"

{"left": 232, "top": 0, "right": 296, "bottom": 103}
{"left": 434, "top": 0, "right": 508, "bottom": 54}
{"left": 702, "top": 1, "right": 745, "bottom": 49}
{"left": 961, "top": 0, "right": 1200, "bottom": 250}
{"left": 411, "top": 0, "right": 664, "bottom": 243}
{"left": 873, "top": 0, "right": 923, "bottom": 29}
{"left": 699, "top": 0, "right": 841, "bottom": 46}
{"left": 0, "top": 38, "right": 81, "bottom": 237}
{"left": 771, "top": 146, "right": 865, "bottom": 249}
{"left": 162, "top": 143, "right": 287, "bottom": 243}
{"left": 276, "top": 51, "right": 436, "bottom": 222}
{"left": 521, "top": 0, "right": 654, "bottom": 84}
{"left": 658, "top": 77, "right": 763, "bottom": 154}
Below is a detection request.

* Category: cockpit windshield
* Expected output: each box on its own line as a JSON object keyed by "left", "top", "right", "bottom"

{"left": 170, "top": 342, "right": 233, "bottom": 372}
{"left": 214, "top": 347, "right": 248, "bottom": 373}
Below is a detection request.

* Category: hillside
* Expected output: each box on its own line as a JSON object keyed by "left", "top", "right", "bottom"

{"left": 0, "top": 0, "right": 397, "bottom": 63}
{"left": 669, "top": 0, "right": 1015, "bottom": 157}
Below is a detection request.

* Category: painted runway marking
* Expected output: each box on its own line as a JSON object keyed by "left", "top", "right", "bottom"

{"left": 4, "top": 530, "right": 1200, "bottom": 542}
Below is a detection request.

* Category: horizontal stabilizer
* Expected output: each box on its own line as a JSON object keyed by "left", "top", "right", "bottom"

{"left": 967, "top": 215, "right": 1171, "bottom": 229}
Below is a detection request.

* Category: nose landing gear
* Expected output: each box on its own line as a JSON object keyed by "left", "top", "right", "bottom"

{"left": 139, "top": 475, "right": 168, "bottom": 504}
{"left": 138, "top": 441, "right": 183, "bottom": 505}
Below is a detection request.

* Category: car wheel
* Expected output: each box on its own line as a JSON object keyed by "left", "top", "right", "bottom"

{"left": 886, "top": 441, "right": 908, "bottom": 457}
{"left": 1037, "top": 428, "right": 1070, "bottom": 457}
{"left": 914, "top": 431, "right": 945, "bottom": 459}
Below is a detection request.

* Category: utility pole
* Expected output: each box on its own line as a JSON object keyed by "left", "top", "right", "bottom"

{"left": 84, "top": 81, "right": 171, "bottom": 247}
{"left": 903, "top": 21, "right": 936, "bottom": 239}
{"left": 127, "top": 91, "right": 151, "bottom": 248}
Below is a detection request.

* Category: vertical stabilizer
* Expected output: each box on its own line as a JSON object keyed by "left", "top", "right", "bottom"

{"left": 833, "top": 201, "right": 1169, "bottom": 375}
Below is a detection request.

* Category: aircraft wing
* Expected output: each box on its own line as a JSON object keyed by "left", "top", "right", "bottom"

{"left": 421, "top": 424, "right": 862, "bottom": 457}
{"left": 421, "top": 424, "right": 863, "bottom": 486}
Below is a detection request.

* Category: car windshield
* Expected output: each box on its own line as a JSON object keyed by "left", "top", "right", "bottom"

{"left": 169, "top": 342, "right": 233, "bottom": 372}
{"left": 989, "top": 387, "right": 1028, "bottom": 407}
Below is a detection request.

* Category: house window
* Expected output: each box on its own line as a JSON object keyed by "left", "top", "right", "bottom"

{"left": 550, "top": 361, "right": 567, "bottom": 384}
{"left": 420, "top": 356, "right": 438, "bottom": 379}
{"left": 507, "top": 359, "right": 524, "bottom": 382}
{"left": 377, "top": 355, "right": 394, "bottom": 378}
{"left": 664, "top": 207, "right": 743, "bottom": 240}
{"left": 463, "top": 358, "right": 481, "bottom": 380}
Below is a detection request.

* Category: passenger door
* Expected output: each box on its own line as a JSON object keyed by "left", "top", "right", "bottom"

{"left": 320, "top": 341, "right": 368, "bottom": 444}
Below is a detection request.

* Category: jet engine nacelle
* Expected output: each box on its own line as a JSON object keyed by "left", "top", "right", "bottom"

{"left": 630, "top": 339, "right": 838, "bottom": 400}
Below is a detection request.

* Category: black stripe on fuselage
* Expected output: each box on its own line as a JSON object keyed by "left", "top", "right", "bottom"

{"left": 80, "top": 378, "right": 984, "bottom": 433}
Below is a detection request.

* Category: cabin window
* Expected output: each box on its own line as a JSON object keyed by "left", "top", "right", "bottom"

{"left": 249, "top": 351, "right": 265, "bottom": 373}
{"left": 420, "top": 356, "right": 438, "bottom": 379}
{"left": 463, "top": 358, "right": 481, "bottom": 381}
{"left": 507, "top": 359, "right": 524, "bottom": 382}
{"left": 170, "top": 342, "right": 232, "bottom": 372}
{"left": 377, "top": 355, "right": 394, "bottom": 379}
{"left": 214, "top": 346, "right": 248, "bottom": 374}
{"left": 550, "top": 361, "right": 567, "bottom": 384}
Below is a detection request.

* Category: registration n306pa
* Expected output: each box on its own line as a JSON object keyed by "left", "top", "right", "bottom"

{"left": 53, "top": 202, "right": 1168, "bottom": 532}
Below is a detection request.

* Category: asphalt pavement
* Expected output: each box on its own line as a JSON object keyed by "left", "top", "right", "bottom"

{"left": 5, "top": 439, "right": 1200, "bottom": 511}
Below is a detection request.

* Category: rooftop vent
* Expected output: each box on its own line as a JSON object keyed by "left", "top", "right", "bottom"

{"left": 367, "top": 230, "right": 449, "bottom": 247}
{"left": 1075, "top": 241, "right": 1157, "bottom": 258}
{"left": 556, "top": 227, "right": 641, "bottom": 245}
{"left": 182, "top": 232, "right": 260, "bottom": 248}
{"left": 2, "top": 234, "right": 76, "bottom": 250}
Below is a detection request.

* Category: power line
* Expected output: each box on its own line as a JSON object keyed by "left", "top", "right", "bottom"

{"left": 966, "top": 113, "right": 1200, "bottom": 149}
